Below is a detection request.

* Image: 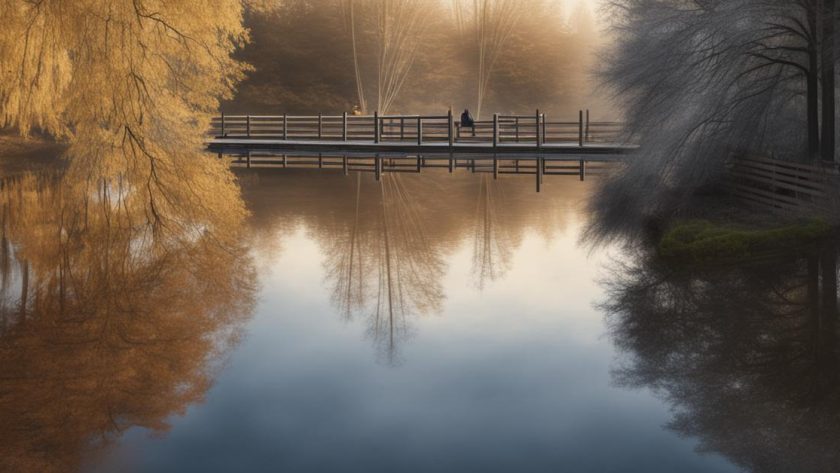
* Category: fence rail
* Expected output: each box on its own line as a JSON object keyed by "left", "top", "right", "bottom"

{"left": 209, "top": 110, "right": 623, "bottom": 147}
{"left": 727, "top": 155, "right": 840, "bottom": 213}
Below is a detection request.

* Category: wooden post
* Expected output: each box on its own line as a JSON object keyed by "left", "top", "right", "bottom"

{"left": 493, "top": 113, "right": 499, "bottom": 148}
{"left": 246, "top": 115, "right": 251, "bottom": 137}
{"left": 535, "top": 110, "right": 541, "bottom": 149}
{"left": 401, "top": 117, "right": 405, "bottom": 141}
{"left": 536, "top": 157, "right": 542, "bottom": 193}
{"left": 542, "top": 113, "right": 547, "bottom": 145}
{"left": 374, "top": 111, "right": 380, "bottom": 143}
{"left": 493, "top": 155, "right": 499, "bottom": 179}
{"left": 246, "top": 151, "right": 251, "bottom": 168}
{"left": 448, "top": 109, "right": 454, "bottom": 148}
{"left": 540, "top": 157, "right": 545, "bottom": 184}
{"left": 318, "top": 113, "right": 322, "bottom": 140}
{"left": 375, "top": 154, "right": 381, "bottom": 180}
{"left": 342, "top": 112, "right": 348, "bottom": 141}
{"left": 282, "top": 113, "right": 287, "bottom": 140}
{"left": 585, "top": 109, "right": 590, "bottom": 142}
{"left": 579, "top": 110, "right": 584, "bottom": 147}
{"left": 343, "top": 155, "right": 349, "bottom": 175}
{"left": 282, "top": 154, "right": 287, "bottom": 168}
{"left": 449, "top": 152, "right": 454, "bottom": 173}
{"left": 515, "top": 116, "right": 520, "bottom": 142}
{"left": 318, "top": 153, "right": 323, "bottom": 168}
{"left": 417, "top": 117, "right": 423, "bottom": 145}
{"left": 220, "top": 112, "right": 226, "bottom": 137}
{"left": 579, "top": 159, "right": 586, "bottom": 181}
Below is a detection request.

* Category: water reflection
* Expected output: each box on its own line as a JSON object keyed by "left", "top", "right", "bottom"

{"left": 603, "top": 245, "right": 840, "bottom": 472}
{"left": 0, "top": 174, "right": 257, "bottom": 473}
{"left": 239, "top": 169, "right": 588, "bottom": 361}
{"left": 324, "top": 173, "right": 445, "bottom": 363}
{"left": 472, "top": 174, "right": 513, "bottom": 289}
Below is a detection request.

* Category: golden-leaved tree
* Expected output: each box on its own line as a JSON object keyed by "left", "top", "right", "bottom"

{"left": 0, "top": 0, "right": 265, "bottom": 233}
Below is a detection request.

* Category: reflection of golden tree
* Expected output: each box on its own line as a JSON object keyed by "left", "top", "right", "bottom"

{"left": 471, "top": 174, "right": 512, "bottom": 290}
{"left": 603, "top": 249, "right": 840, "bottom": 472}
{"left": 0, "top": 174, "right": 256, "bottom": 473}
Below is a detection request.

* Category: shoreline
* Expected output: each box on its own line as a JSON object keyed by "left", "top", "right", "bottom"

{"left": 0, "top": 131, "right": 67, "bottom": 177}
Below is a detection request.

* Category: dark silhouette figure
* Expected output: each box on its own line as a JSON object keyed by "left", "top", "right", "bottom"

{"left": 460, "top": 109, "right": 475, "bottom": 127}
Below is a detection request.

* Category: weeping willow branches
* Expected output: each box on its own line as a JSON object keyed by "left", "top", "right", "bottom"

{"left": 342, "top": 0, "right": 430, "bottom": 114}
{"left": 376, "top": 0, "right": 429, "bottom": 114}
{"left": 342, "top": 1, "right": 368, "bottom": 113}
{"left": 451, "top": 0, "right": 523, "bottom": 118}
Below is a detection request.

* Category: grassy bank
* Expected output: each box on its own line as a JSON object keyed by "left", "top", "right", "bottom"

{"left": 658, "top": 218, "right": 835, "bottom": 264}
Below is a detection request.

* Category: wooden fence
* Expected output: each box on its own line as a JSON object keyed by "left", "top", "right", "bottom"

{"left": 209, "top": 110, "right": 623, "bottom": 146}
{"left": 727, "top": 155, "right": 840, "bottom": 213}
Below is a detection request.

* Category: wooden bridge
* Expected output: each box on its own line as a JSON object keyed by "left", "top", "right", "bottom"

{"left": 207, "top": 110, "right": 633, "bottom": 156}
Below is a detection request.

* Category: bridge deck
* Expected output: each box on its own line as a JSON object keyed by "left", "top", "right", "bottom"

{"left": 208, "top": 138, "right": 635, "bottom": 156}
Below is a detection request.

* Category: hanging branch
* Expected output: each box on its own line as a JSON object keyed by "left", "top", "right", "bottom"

{"left": 344, "top": 0, "right": 368, "bottom": 113}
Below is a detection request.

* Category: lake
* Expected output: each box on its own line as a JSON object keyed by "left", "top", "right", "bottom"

{"left": 2, "top": 166, "right": 830, "bottom": 472}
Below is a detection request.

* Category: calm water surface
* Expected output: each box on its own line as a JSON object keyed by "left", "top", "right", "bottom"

{"left": 85, "top": 170, "right": 737, "bottom": 472}
{"left": 11, "top": 168, "right": 823, "bottom": 472}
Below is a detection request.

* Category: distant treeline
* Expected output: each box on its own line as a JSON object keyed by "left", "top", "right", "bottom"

{"left": 226, "top": 0, "right": 607, "bottom": 118}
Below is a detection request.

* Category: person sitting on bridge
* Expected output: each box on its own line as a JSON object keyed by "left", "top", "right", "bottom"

{"left": 458, "top": 108, "right": 475, "bottom": 137}
{"left": 460, "top": 108, "right": 475, "bottom": 128}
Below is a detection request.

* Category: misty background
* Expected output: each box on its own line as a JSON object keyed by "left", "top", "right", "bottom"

{"left": 224, "top": 0, "right": 611, "bottom": 119}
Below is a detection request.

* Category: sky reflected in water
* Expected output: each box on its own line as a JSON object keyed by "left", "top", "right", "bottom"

{"left": 87, "top": 170, "right": 739, "bottom": 473}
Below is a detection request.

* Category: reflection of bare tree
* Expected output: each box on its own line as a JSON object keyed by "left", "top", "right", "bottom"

{"left": 370, "top": 174, "right": 445, "bottom": 362}
{"left": 327, "top": 172, "right": 368, "bottom": 320}
{"left": 0, "top": 174, "right": 256, "bottom": 473}
{"left": 603, "top": 247, "right": 840, "bottom": 472}
{"left": 471, "top": 174, "right": 512, "bottom": 290}
{"left": 239, "top": 170, "right": 590, "bottom": 361}
{"left": 323, "top": 173, "right": 444, "bottom": 363}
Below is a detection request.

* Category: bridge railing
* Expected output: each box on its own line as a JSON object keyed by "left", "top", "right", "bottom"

{"left": 209, "top": 111, "right": 624, "bottom": 146}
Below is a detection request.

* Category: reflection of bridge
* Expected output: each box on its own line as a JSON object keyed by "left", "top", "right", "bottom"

{"left": 228, "top": 152, "right": 619, "bottom": 192}
{"left": 207, "top": 111, "right": 635, "bottom": 156}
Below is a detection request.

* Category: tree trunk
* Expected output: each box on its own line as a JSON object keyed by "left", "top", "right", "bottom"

{"left": 808, "top": 5, "right": 821, "bottom": 157}
{"left": 821, "top": 0, "right": 836, "bottom": 162}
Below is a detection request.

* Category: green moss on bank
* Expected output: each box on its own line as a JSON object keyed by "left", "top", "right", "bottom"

{"left": 659, "top": 219, "right": 834, "bottom": 263}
